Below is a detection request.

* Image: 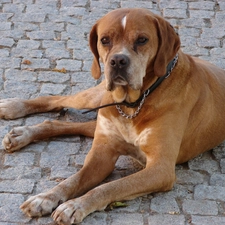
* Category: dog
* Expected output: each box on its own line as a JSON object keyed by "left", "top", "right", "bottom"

{"left": 1, "top": 8, "right": 225, "bottom": 225}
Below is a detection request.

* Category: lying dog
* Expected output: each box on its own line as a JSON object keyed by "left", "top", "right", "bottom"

{"left": 1, "top": 8, "right": 225, "bottom": 225}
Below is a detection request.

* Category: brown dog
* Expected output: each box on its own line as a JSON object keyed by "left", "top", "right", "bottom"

{"left": 1, "top": 8, "right": 225, "bottom": 225}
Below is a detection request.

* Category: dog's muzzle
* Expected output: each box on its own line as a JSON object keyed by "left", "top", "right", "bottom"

{"left": 109, "top": 54, "right": 130, "bottom": 87}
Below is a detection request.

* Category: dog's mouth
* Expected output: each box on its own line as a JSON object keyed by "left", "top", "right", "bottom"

{"left": 107, "top": 75, "right": 128, "bottom": 91}
{"left": 113, "top": 75, "right": 128, "bottom": 86}
{"left": 107, "top": 77, "right": 141, "bottom": 103}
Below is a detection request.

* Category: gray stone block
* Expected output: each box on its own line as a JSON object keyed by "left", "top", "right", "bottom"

{"left": 176, "top": 170, "right": 205, "bottom": 185}
{"left": 45, "top": 47, "right": 70, "bottom": 59}
{"left": 5, "top": 69, "right": 37, "bottom": 81}
{"left": 163, "top": 9, "right": 187, "bottom": 19}
{"left": 188, "top": 154, "right": 220, "bottom": 173}
{"left": 26, "top": 31, "right": 55, "bottom": 40}
{"left": 0, "top": 193, "right": 30, "bottom": 223}
{"left": 0, "top": 22, "right": 11, "bottom": 30}
{"left": 21, "top": 58, "right": 50, "bottom": 69}
{"left": 182, "top": 199, "right": 218, "bottom": 215}
{"left": 0, "top": 166, "right": 42, "bottom": 180}
{"left": 150, "top": 194, "right": 180, "bottom": 214}
{"left": 194, "top": 185, "right": 225, "bottom": 201}
{"left": 191, "top": 215, "right": 225, "bottom": 225}
{"left": 210, "top": 173, "right": 225, "bottom": 187}
{"left": 56, "top": 59, "right": 82, "bottom": 71}
{"left": 121, "top": 1, "right": 153, "bottom": 9}
{"left": 4, "top": 152, "right": 35, "bottom": 166}
{"left": 50, "top": 166, "right": 78, "bottom": 179}
{"left": 12, "top": 13, "right": 46, "bottom": 22}
{"left": 17, "top": 40, "right": 40, "bottom": 49}
{"left": 189, "top": 1, "right": 215, "bottom": 10}
{"left": 38, "top": 71, "right": 70, "bottom": 83}
{"left": 40, "top": 83, "right": 68, "bottom": 95}
{"left": 148, "top": 214, "right": 185, "bottom": 225}
{"left": 0, "top": 179, "right": 35, "bottom": 193}
{"left": 189, "top": 10, "right": 215, "bottom": 19}
{"left": 0, "top": 38, "right": 14, "bottom": 47}
{"left": 110, "top": 213, "right": 143, "bottom": 225}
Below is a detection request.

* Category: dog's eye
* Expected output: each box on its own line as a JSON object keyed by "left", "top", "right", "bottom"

{"left": 101, "top": 37, "right": 110, "bottom": 46}
{"left": 136, "top": 37, "right": 148, "bottom": 45}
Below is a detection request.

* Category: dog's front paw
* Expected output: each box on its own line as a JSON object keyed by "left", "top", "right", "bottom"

{"left": 20, "top": 192, "right": 62, "bottom": 218}
{"left": 0, "top": 98, "right": 27, "bottom": 119}
{"left": 52, "top": 198, "right": 90, "bottom": 225}
{"left": 2, "top": 126, "right": 32, "bottom": 152}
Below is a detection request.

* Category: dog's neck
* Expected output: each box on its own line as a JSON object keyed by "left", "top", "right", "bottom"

{"left": 82, "top": 54, "right": 179, "bottom": 116}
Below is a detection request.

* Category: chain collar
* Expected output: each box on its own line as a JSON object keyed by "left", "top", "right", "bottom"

{"left": 116, "top": 89, "right": 150, "bottom": 119}
{"left": 116, "top": 54, "right": 179, "bottom": 119}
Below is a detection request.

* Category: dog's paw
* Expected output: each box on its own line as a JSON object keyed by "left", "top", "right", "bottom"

{"left": 2, "top": 127, "right": 32, "bottom": 152}
{"left": 52, "top": 198, "right": 89, "bottom": 225}
{"left": 20, "top": 193, "right": 62, "bottom": 218}
{"left": 0, "top": 98, "right": 27, "bottom": 119}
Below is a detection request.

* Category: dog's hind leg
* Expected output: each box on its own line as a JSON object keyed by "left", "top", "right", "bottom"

{"left": 0, "top": 81, "right": 106, "bottom": 119}
{"left": 2, "top": 120, "right": 96, "bottom": 152}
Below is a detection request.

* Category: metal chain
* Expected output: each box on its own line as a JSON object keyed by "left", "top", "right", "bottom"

{"left": 165, "top": 54, "right": 179, "bottom": 78}
{"left": 116, "top": 91, "right": 147, "bottom": 119}
{"left": 116, "top": 54, "right": 178, "bottom": 119}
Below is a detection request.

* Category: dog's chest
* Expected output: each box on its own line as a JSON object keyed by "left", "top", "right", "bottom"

{"left": 98, "top": 114, "right": 150, "bottom": 146}
{"left": 114, "top": 119, "right": 138, "bottom": 145}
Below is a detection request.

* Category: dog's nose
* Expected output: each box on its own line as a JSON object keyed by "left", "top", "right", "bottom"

{"left": 110, "top": 54, "right": 130, "bottom": 69}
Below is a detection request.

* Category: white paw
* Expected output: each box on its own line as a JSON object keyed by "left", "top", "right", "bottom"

{"left": 2, "top": 126, "right": 32, "bottom": 152}
{"left": 0, "top": 98, "right": 26, "bottom": 119}
{"left": 52, "top": 198, "right": 88, "bottom": 225}
{"left": 20, "top": 192, "right": 63, "bottom": 218}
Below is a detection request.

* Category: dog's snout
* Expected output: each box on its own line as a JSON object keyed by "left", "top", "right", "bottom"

{"left": 110, "top": 54, "right": 130, "bottom": 69}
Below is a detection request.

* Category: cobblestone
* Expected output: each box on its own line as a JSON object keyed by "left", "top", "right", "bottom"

{"left": 182, "top": 199, "right": 218, "bottom": 216}
{"left": 189, "top": 1, "right": 215, "bottom": 10}
{"left": 150, "top": 194, "right": 180, "bottom": 214}
{"left": 148, "top": 214, "right": 185, "bottom": 225}
{"left": 210, "top": 173, "right": 225, "bottom": 187}
{"left": 0, "top": 166, "right": 42, "bottom": 180}
{"left": 38, "top": 71, "right": 70, "bottom": 83}
{"left": 221, "top": 158, "right": 225, "bottom": 173}
{"left": 0, "top": 1, "right": 225, "bottom": 225}
{"left": 163, "top": 8, "right": 188, "bottom": 19}
{"left": 4, "top": 152, "right": 35, "bottom": 166}
{"left": 191, "top": 215, "right": 225, "bottom": 225}
{"left": 194, "top": 184, "right": 225, "bottom": 201}
{"left": 0, "top": 179, "right": 35, "bottom": 193}
{"left": 0, "top": 193, "right": 30, "bottom": 223}
{"left": 40, "top": 83, "right": 68, "bottom": 95}
{"left": 110, "top": 213, "right": 143, "bottom": 225}
{"left": 0, "top": 37, "right": 14, "bottom": 47}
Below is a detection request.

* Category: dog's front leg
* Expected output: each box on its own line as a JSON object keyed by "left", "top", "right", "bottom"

{"left": 0, "top": 81, "right": 106, "bottom": 119}
{"left": 51, "top": 151, "right": 176, "bottom": 225}
{"left": 20, "top": 136, "right": 120, "bottom": 219}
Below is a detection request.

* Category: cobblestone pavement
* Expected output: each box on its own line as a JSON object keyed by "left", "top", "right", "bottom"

{"left": 0, "top": 0, "right": 225, "bottom": 224}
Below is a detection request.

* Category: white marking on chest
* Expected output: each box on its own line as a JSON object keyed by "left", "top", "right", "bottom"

{"left": 122, "top": 16, "right": 127, "bottom": 29}
{"left": 98, "top": 114, "right": 138, "bottom": 144}
{"left": 98, "top": 115, "right": 152, "bottom": 146}
{"left": 136, "top": 128, "right": 153, "bottom": 146}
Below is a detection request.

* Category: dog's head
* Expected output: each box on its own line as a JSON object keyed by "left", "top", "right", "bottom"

{"left": 89, "top": 8, "right": 180, "bottom": 103}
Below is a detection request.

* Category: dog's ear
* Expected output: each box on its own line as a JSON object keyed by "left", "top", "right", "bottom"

{"left": 153, "top": 16, "right": 180, "bottom": 77}
{"left": 89, "top": 24, "right": 101, "bottom": 79}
